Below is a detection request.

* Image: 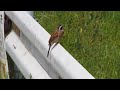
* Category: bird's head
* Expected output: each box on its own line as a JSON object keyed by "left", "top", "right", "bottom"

{"left": 58, "top": 25, "right": 63, "bottom": 31}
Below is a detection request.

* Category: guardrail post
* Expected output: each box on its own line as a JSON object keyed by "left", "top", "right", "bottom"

{"left": 0, "top": 11, "right": 9, "bottom": 79}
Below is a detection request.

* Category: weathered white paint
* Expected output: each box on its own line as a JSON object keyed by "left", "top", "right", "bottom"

{"left": 5, "top": 11, "right": 95, "bottom": 79}
{"left": 0, "top": 11, "right": 9, "bottom": 79}
{"left": 0, "top": 11, "right": 6, "bottom": 63}
{"left": 5, "top": 31, "right": 51, "bottom": 79}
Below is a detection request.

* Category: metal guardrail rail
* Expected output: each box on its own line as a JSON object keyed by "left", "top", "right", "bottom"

{"left": 5, "top": 31, "right": 51, "bottom": 79}
{"left": 5, "top": 11, "right": 95, "bottom": 79}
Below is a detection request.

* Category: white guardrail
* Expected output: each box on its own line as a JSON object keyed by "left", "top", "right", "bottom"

{"left": 5, "top": 11, "right": 95, "bottom": 79}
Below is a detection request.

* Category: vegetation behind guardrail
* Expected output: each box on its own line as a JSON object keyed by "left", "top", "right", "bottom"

{"left": 34, "top": 11, "right": 120, "bottom": 79}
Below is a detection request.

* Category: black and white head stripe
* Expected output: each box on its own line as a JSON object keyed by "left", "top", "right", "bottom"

{"left": 58, "top": 25, "right": 63, "bottom": 30}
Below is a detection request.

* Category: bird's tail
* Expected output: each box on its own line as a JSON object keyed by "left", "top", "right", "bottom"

{"left": 47, "top": 45, "right": 51, "bottom": 57}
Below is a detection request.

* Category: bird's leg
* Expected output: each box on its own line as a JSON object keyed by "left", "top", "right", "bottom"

{"left": 47, "top": 45, "right": 51, "bottom": 57}
{"left": 51, "top": 42, "right": 59, "bottom": 51}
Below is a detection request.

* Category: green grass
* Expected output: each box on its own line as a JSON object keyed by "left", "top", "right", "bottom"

{"left": 0, "top": 61, "right": 6, "bottom": 79}
{"left": 34, "top": 11, "right": 120, "bottom": 79}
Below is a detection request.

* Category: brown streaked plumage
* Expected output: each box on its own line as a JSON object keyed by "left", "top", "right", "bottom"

{"left": 47, "top": 25, "right": 64, "bottom": 57}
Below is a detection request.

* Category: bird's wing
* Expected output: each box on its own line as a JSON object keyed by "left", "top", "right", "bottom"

{"left": 49, "top": 31, "right": 59, "bottom": 44}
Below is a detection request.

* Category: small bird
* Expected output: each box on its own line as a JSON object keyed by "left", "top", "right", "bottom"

{"left": 47, "top": 25, "right": 64, "bottom": 57}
